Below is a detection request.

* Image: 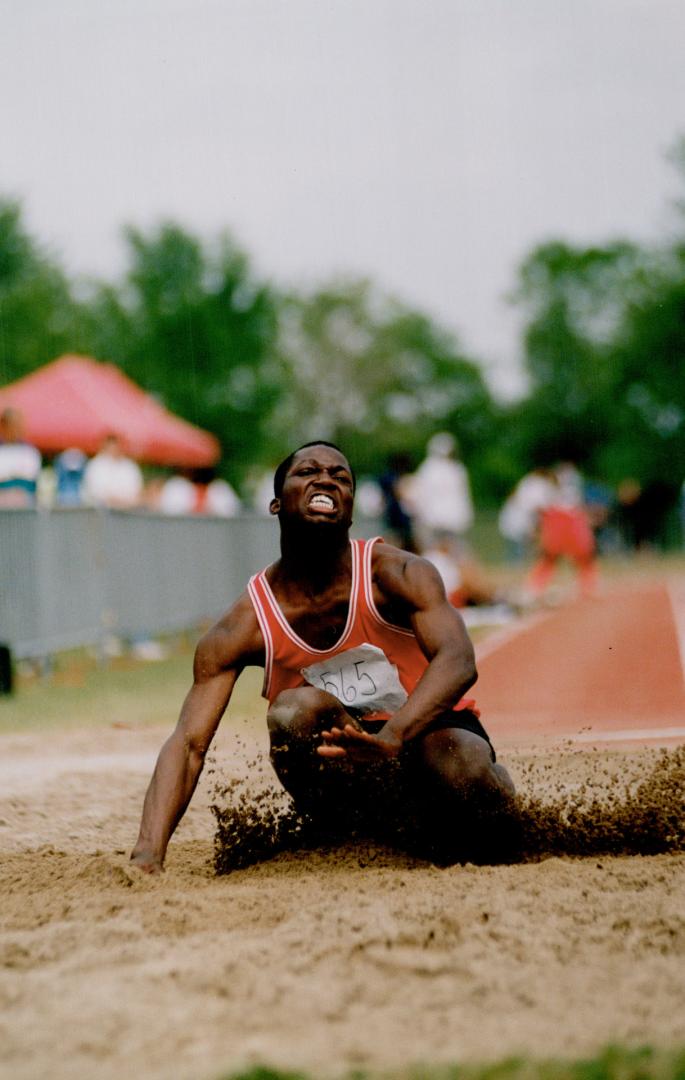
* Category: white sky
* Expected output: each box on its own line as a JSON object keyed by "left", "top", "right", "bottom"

{"left": 2, "top": 0, "right": 685, "bottom": 398}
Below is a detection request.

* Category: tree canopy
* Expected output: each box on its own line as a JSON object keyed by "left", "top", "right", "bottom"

{"left": 2, "top": 140, "right": 685, "bottom": 517}
{"left": 0, "top": 202, "right": 81, "bottom": 384}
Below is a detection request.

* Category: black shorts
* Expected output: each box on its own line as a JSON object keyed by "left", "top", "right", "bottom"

{"left": 355, "top": 707, "right": 496, "bottom": 763}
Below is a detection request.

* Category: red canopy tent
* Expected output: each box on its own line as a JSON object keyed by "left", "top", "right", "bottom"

{"left": 0, "top": 355, "right": 220, "bottom": 467}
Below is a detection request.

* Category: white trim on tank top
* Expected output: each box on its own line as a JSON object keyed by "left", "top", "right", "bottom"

{"left": 247, "top": 574, "right": 275, "bottom": 699}
{"left": 255, "top": 538, "right": 361, "bottom": 656}
{"left": 362, "top": 536, "right": 415, "bottom": 637}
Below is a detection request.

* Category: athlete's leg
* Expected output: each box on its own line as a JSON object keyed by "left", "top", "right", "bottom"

{"left": 415, "top": 728, "right": 519, "bottom": 863}
{"left": 418, "top": 727, "right": 515, "bottom": 797}
{"left": 267, "top": 686, "right": 358, "bottom": 811}
{"left": 527, "top": 553, "right": 557, "bottom": 598}
{"left": 575, "top": 553, "right": 599, "bottom": 597}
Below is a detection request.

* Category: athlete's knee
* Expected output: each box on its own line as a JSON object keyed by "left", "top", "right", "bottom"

{"left": 267, "top": 686, "right": 339, "bottom": 739}
{"left": 419, "top": 728, "right": 499, "bottom": 792}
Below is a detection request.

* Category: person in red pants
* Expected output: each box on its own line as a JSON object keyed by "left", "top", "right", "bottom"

{"left": 526, "top": 462, "right": 598, "bottom": 601}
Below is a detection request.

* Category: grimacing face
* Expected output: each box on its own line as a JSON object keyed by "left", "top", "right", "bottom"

{"left": 271, "top": 445, "right": 354, "bottom": 527}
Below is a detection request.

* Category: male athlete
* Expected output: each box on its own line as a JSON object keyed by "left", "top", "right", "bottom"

{"left": 131, "top": 442, "right": 515, "bottom": 874}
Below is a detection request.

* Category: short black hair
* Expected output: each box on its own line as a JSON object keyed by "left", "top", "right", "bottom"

{"left": 273, "top": 441, "right": 355, "bottom": 498}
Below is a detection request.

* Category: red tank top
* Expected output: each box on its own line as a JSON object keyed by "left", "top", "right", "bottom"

{"left": 247, "top": 536, "right": 476, "bottom": 719}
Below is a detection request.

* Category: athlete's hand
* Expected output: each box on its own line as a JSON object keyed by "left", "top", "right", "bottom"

{"left": 317, "top": 723, "right": 403, "bottom": 763}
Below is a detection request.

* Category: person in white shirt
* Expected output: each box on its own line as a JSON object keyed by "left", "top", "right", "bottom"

{"left": 0, "top": 408, "right": 42, "bottom": 508}
{"left": 83, "top": 434, "right": 143, "bottom": 509}
{"left": 498, "top": 468, "right": 558, "bottom": 561}
{"left": 158, "top": 473, "right": 197, "bottom": 515}
{"left": 405, "top": 432, "right": 474, "bottom": 551}
{"left": 202, "top": 475, "right": 241, "bottom": 517}
{"left": 159, "top": 469, "right": 241, "bottom": 517}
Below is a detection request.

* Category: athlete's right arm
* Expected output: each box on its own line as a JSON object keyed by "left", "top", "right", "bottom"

{"left": 130, "top": 593, "right": 263, "bottom": 874}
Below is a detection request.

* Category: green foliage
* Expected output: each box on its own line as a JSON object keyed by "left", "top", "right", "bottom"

{"left": 219, "top": 1069, "right": 308, "bottom": 1080}
{"left": 271, "top": 279, "right": 497, "bottom": 489}
{"left": 510, "top": 239, "right": 646, "bottom": 472}
{"left": 4, "top": 141, "right": 685, "bottom": 512}
{"left": 603, "top": 248, "right": 685, "bottom": 484}
{"left": 0, "top": 200, "right": 82, "bottom": 384}
{"left": 0, "top": 203, "right": 498, "bottom": 494}
{"left": 506, "top": 140, "right": 685, "bottom": 498}
{"left": 216, "top": 1046, "right": 685, "bottom": 1080}
{"left": 508, "top": 197, "right": 685, "bottom": 509}
{"left": 74, "top": 223, "right": 281, "bottom": 485}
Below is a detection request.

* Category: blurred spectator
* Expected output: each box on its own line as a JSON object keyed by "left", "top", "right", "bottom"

{"left": 141, "top": 475, "right": 166, "bottom": 511}
{"left": 83, "top": 434, "right": 143, "bottom": 509}
{"left": 192, "top": 468, "right": 241, "bottom": 516}
{"left": 423, "top": 535, "right": 512, "bottom": 619}
{"left": 204, "top": 477, "right": 241, "bottom": 517}
{"left": 356, "top": 477, "right": 384, "bottom": 518}
{"left": 54, "top": 448, "right": 87, "bottom": 507}
{"left": 498, "top": 467, "right": 558, "bottom": 562}
{"left": 422, "top": 537, "right": 463, "bottom": 602}
{"left": 159, "top": 468, "right": 241, "bottom": 516}
{"left": 615, "top": 479, "right": 643, "bottom": 550}
{"left": 0, "top": 407, "right": 42, "bottom": 507}
{"left": 526, "top": 462, "right": 598, "bottom": 601}
{"left": 406, "top": 432, "right": 473, "bottom": 551}
{"left": 37, "top": 464, "right": 57, "bottom": 508}
{"left": 583, "top": 477, "right": 617, "bottom": 554}
{"left": 378, "top": 452, "right": 417, "bottom": 551}
{"left": 159, "top": 472, "right": 197, "bottom": 515}
{"left": 616, "top": 479, "right": 681, "bottom": 551}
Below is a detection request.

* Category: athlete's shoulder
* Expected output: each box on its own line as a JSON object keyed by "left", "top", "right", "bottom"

{"left": 370, "top": 539, "right": 445, "bottom": 601}
{"left": 195, "top": 587, "right": 265, "bottom": 675}
{"left": 368, "top": 537, "right": 409, "bottom": 571}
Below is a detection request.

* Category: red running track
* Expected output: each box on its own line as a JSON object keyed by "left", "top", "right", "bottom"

{"left": 474, "top": 584, "right": 685, "bottom": 747}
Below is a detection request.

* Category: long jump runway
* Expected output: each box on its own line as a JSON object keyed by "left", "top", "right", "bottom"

{"left": 474, "top": 583, "right": 685, "bottom": 749}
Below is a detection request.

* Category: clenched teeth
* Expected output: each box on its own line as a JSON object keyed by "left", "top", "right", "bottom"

{"left": 309, "top": 494, "right": 335, "bottom": 509}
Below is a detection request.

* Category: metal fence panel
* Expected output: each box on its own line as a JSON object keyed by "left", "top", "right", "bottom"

{"left": 1, "top": 509, "right": 105, "bottom": 658}
{"left": 101, "top": 512, "right": 280, "bottom": 639}
{"left": 1, "top": 509, "right": 42, "bottom": 657}
{"left": 1, "top": 509, "right": 381, "bottom": 659}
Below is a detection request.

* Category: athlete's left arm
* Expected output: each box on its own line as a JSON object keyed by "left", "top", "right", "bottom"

{"left": 318, "top": 548, "right": 476, "bottom": 761}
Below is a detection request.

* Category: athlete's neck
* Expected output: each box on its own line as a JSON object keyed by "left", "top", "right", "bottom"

{"left": 278, "top": 522, "right": 351, "bottom": 590}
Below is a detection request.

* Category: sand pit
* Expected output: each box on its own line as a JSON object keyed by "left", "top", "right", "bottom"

{"left": 1, "top": 717, "right": 684, "bottom": 1080}
{"left": 2, "top": 583, "right": 685, "bottom": 1079}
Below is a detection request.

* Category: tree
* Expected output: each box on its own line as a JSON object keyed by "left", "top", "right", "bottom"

{"left": 510, "top": 239, "right": 645, "bottom": 473}
{"left": 270, "top": 279, "right": 498, "bottom": 491}
{"left": 602, "top": 246, "right": 685, "bottom": 486}
{"left": 77, "top": 223, "right": 280, "bottom": 485}
{"left": 0, "top": 200, "right": 81, "bottom": 385}
{"left": 508, "top": 162, "right": 685, "bottom": 546}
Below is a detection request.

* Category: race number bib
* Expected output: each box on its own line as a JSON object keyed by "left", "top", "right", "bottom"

{"left": 301, "top": 643, "right": 408, "bottom": 715}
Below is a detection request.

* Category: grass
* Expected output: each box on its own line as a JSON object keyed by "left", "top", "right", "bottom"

{"left": 217, "top": 1045, "right": 685, "bottom": 1080}
{"left": 0, "top": 644, "right": 265, "bottom": 735}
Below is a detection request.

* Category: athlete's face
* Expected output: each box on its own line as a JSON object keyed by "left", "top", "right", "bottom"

{"left": 271, "top": 446, "right": 355, "bottom": 528}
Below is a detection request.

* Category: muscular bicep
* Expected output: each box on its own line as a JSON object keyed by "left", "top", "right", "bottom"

{"left": 407, "top": 559, "right": 474, "bottom": 662}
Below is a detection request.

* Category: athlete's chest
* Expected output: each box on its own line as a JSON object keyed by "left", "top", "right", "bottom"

{"left": 273, "top": 584, "right": 410, "bottom": 651}
{"left": 278, "top": 585, "right": 352, "bottom": 651}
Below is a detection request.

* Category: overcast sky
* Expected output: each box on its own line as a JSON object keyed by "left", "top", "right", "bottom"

{"left": 3, "top": 0, "right": 685, "bottom": 397}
